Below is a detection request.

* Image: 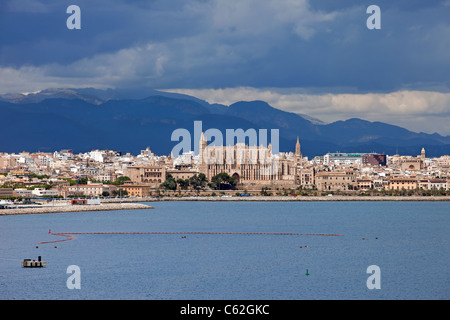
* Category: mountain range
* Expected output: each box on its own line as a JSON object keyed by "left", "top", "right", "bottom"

{"left": 1, "top": 88, "right": 449, "bottom": 158}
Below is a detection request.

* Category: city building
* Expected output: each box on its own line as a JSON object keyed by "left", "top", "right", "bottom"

{"left": 166, "top": 169, "right": 198, "bottom": 181}
{"left": 67, "top": 183, "right": 117, "bottom": 197}
{"left": 323, "top": 153, "right": 364, "bottom": 166}
{"left": 31, "top": 188, "right": 59, "bottom": 197}
{"left": 429, "top": 179, "right": 447, "bottom": 190}
{"left": 0, "top": 188, "right": 13, "bottom": 198}
{"left": 357, "top": 178, "right": 373, "bottom": 190}
{"left": 124, "top": 164, "right": 166, "bottom": 186}
{"left": 13, "top": 188, "right": 33, "bottom": 198}
{"left": 315, "top": 171, "right": 357, "bottom": 192}
{"left": 389, "top": 177, "right": 417, "bottom": 190}
{"left": 401, "top": 159, "right": 424, "bottom": 171}
{"left": 362, "top": 154, "right": 387, "bottom": 166}
{"left": 296, "top": 167, "right": 315, "bottom": 187}
{"left": 118, "top": 184, "right": 151, "bottom": 197}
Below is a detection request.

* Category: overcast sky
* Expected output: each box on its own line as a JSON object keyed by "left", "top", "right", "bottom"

{"left": 1, "top": 0, "right": 450, "bottom": 134}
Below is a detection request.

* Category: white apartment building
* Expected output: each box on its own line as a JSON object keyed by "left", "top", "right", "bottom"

{"left": 31, "top": 188, "right": 59, "bottom": 197}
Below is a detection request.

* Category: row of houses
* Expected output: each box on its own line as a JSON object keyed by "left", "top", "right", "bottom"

{"left": 314, "top": 171, "right": 449, "bottom": 192}
{"left": 0, "top": 182, "right": 153, "bottom": 199}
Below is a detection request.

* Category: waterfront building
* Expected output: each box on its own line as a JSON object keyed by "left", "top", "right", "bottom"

{"left": 357, "top": 178, "right": 373, "bottom": 190}
{"left": 0, "top": 188, "right": 13, "bottom": 198}
{"left": 31, "top": 188, "right": 59, "bottom": 197}
{"left": 417, "top": 179, "right": 430, "bottom": 190}
{"left": 388, "top": 177, "right": 417, "bottom": 190}
{"left": 166, "top": 169, "right": 198, "bottom": 181}
{"left": 67, "top": 183, "right": 117, "bottom": 197}
{"left": 13, "top": 188, "right": 33, "bottom": 198}
{"left": 118, "top": 184, "right": 151, "bottom": 197}
{"left": 429, "top": 179, "right": 447, "bottom": 191}
{"left": 296, "top": 167, "right": 315, "bottom": 187}
{"left": 315, "top": 170, "right": 357, "bottom": 192}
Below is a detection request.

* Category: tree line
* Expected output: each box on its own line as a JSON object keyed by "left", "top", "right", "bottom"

{"left": 160, "top": 172, "right": 238, "bottom": 191}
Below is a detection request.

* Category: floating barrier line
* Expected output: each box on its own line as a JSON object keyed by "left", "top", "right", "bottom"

{"left": 38, "top": 231, "right": 343, "bottom": 245}
{"left": 38, "top": 233, "right": 74, "bottom": 244}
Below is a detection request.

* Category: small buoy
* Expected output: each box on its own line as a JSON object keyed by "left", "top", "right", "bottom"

{"left": 300, "top": 246, "right": 302, "bottom": 248}
{"left": 306, "top": 269, "right": 310, "bottom": 276}
{"left": 305, "top": 245, "right": 308, "bottom": 248}
{"left": 36, "top": 246, "right": 38, "bottom": 248}
{"left": 362, "top": 238, "right": 365, "bottom": 240}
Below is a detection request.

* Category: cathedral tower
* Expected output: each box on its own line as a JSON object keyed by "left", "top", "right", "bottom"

{"left": 295, "top": 137, "right": 302, "bottom": 164}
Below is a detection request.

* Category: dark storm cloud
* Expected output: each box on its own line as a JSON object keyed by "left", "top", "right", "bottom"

{"left": 0, "top": 0, "right": 449, "bottom": 92}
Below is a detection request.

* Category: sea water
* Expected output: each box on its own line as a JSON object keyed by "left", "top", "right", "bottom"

{"left": 0, "top": 201, "right": 449, "bottom": 300}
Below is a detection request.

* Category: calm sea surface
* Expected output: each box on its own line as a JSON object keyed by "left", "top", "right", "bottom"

{"left": 1, "top": 201, "right": 449, "bottom": 300}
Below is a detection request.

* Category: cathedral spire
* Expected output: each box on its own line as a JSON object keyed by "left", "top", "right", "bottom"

{"left": 295, "top": 136, "right": 301, "bottom": 156}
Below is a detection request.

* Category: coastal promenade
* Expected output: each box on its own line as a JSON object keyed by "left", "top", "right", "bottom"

{"left": 102, "top": 195, "right": 450, "bottom": 202}
{"left": 0, "top": 202, "right": 153, "bottom": 216}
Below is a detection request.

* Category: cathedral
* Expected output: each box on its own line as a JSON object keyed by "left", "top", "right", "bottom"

{"left": 198, "top": 133, "right": 303, "bottom": 188}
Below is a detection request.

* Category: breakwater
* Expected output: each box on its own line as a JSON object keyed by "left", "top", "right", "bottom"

{"left": 0, "top": 203, "right": 153, "bottom": 216}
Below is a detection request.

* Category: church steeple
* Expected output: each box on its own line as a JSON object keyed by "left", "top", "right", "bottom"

{"left": 295, "top": 137, "right": 302, "bottom": 164}
{"left": 199, "top": 131, "right": 208, "bottom": 165}
{"left": 295, "top": 137, "right": 302, "bottom": 157}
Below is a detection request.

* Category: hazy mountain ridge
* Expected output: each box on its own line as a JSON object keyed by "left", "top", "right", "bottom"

{"left": 0, "top": 88, "right": 449, "bottom": 157}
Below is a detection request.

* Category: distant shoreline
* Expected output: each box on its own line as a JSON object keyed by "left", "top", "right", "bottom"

{"left": 103, "top": 195, "right": 450, "bottom": 202}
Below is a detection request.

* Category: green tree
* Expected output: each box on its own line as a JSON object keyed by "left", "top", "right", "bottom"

{"left": 113, "top": 176, "right": 131, "bottom": 186}
{"left": 189, "top": 173, "right": 207, "bottom": 191}
{"left": 210, "top": 172, "right": 237, "bottom": 190}
{"left": 176, "top": 179, "right": 190, "bottom": 190}
{"left": 260, "top": 187, "right": 272, "bottom": 196}
{"left": 160, "top": 173, "right": 177, "bottom": 191}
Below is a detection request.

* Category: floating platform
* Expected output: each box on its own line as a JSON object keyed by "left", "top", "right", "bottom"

{"left": 22, "top": 257, "right": 46, "bottom": 268}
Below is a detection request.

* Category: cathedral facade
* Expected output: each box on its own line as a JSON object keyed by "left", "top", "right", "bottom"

{"left": 198, "top": 133, "right": 303, "bottom": 188}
